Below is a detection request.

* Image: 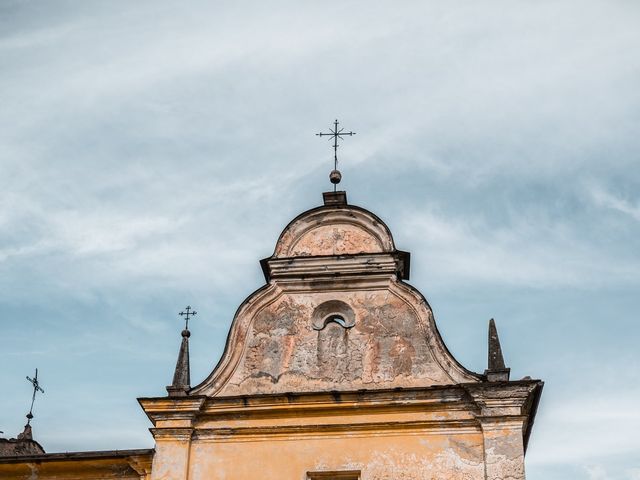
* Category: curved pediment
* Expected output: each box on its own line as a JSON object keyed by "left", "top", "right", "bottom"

{"left": 190, "top": 279, "right": 481, "bottom": 397}
{"left": 273, "top": 206, "right": 395, "bottom": 258}
{"left": 190, "top": 193, "right": 481, "bottom": 397}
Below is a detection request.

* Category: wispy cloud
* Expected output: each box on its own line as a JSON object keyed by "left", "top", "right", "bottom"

{"left": 530, "top": 393, "right": 640, "bottom": 465}
{"left": 589, "top": 185, "right": 640, "bottom": 222}
{"left": 627, "top": 469, "right": 640, "bottom": 480}
{"left": 399, "top": 207, "right": 640, "bottom": 288}
{"left": 585, "top": 465, "right": 611, "bottom": 480}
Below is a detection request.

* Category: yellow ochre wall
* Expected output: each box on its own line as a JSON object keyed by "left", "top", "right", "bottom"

{"left": 188, "top": 431, "right": 486, "bottom": 480}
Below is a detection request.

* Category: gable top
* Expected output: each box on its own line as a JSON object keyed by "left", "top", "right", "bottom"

{"left": 272, "top": 191, "right": 396, "bottom": 258}
{"left": 262, "top": 191, "right": 410, "bottom": 283}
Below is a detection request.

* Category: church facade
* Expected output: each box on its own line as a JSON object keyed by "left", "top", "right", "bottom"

{"left": 0, "top": 190, "right": 543, "bottom": 480}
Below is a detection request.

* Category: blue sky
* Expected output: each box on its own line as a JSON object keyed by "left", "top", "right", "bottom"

{"left": 1, "top": 1, "right": 639, "bottom": 478}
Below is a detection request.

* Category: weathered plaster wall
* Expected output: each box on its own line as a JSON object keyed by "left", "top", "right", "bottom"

{"left": 272, "top": 206, "right": 395, "bottom": 258}
{"left": 142, "top": 385, "right": 537, "bottom": 480}
{"left": 216, "top": 287, "right": 457, "bottom": 396}
{"left": 480, "top": 418, "right": 527, "bottom": 480}
{"left": 151, "top": 435, "right": 191, "bottom": 480}
{"left": 287, "top": 224, "right": 384, "bottom": 257}
{"left": 188, "top": 432, "right": 485, "bottom": 480}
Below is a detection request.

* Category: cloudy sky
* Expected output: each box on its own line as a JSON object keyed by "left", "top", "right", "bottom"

{"left": 1, "top": 1, "right": 639, "bottom": 478}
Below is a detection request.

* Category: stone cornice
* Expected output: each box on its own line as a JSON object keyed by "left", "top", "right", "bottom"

{"left": 150, "top": 385, "right": 512, "bottom": 423}
{"left": 462, "top": 379, "right": 544, "bottom": 452}
{"left": 191, "top": 419, "right": 480, "bottom": 442}
{"left": 271, "top": 274, "right": 395, "bottom": 293}
{"left": 476, "top": 415, "right": 528, "bottom": 431}
{"left": 142, "top": 383, "right": 543, "bottom": 423}
{"left": 137, "top": 396, "right": 206, "bottom": 426}
{"left": 201, "top": 385, "right": 473, "bottom": 417}
{"left": 0, "top": 448, "right": 154, "bottom": 463}
{"left": 127, "top": 453, "right": 153, "bottom": 476}
{"left": 462, "top": 381, "right": 541, "bottom": 417}
{"left": 149, "top": 428, "right": 194, "bottom": 442}
{"left": 262, "top": 252, "right": 409, "bottom": 283}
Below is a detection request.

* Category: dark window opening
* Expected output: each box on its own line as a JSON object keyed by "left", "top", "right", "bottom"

{"left": 327, "top": 314, "right": 348, "bottom": 328}
{"left": 307, "top": 471, "right": 361, "bottom": 480}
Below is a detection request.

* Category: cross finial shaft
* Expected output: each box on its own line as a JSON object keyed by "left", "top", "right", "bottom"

{"left": 179, "top": 306, "right": 197, "bottom": 330}
{"left": 316, "top": 119, "right": 356, "bottom": 191}
{"left": 25, "top": 368, "right": 44, "bottom": 425}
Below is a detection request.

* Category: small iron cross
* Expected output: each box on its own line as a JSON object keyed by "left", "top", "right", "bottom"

{"left": 316, "top": 119, "right": 356, "bottom": 171}
{"left": 179, "top": 306, "right": 197, "bottom": 330}
{"left": 25, "top": 368, "right": 44, "bottom": 424}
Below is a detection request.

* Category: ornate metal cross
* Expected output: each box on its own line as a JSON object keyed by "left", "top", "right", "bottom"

{"left": 316, "top": 119, "right": 356, "bottom": 173}
{"left": 25, "top": 368, "right": 44, "bottom": 424}
{"left": 179, "top": 306, "right": 197, "bottom": 330}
